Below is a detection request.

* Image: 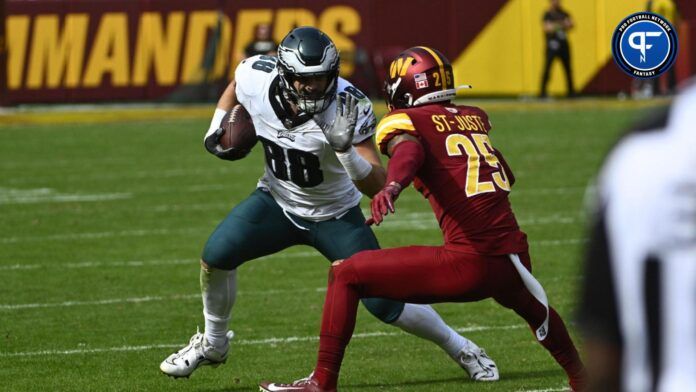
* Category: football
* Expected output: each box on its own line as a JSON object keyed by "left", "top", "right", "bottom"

{"left": 219, "top": 104, "right": 257, "bottom": 151}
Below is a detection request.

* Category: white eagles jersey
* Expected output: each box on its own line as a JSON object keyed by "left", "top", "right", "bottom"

{"left": 234, "top": 55, "right": 377, "bottom": 221}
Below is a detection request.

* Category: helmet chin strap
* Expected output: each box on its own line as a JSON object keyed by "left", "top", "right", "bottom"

{"left": 412, "top": 85, "right": 472, "bottom": 107}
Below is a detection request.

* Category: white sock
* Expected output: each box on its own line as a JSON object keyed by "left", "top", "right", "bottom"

{"left": 201, "top": 266, "right": 236, "bottom": 349}
{"left": 391, "top": 303, "right": 477, "bottom": 358}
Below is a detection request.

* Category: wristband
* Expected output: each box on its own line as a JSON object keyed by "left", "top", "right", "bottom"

{"left": 204, "top": 108, "right": 228, "bottom": 140}
{"left": 335, "top": 147, "right": 373, "bottom": 180}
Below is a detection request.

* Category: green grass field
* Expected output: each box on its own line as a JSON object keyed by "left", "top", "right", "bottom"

{"left": 0, "top": 99, "right": 664, "bottom": 391}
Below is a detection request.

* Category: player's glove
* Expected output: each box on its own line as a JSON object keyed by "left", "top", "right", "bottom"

{"left": 318, "top": 94, "right": 358, "bottom": 152}
{"left": 204, "top": 128, "right": 250, "bottom": 161}
{"left": 366, "top": 181, "right": 403, "bottom": 226}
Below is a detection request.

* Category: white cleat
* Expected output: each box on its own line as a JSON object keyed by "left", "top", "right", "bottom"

{"left": 160, "top": 329, "right": 234, "bottom": 378}
{"left": 259, "top": 373, "right": 334, "bottom": 392}
{"left": 456, "top": 346, "right": 499, "bottom": 381}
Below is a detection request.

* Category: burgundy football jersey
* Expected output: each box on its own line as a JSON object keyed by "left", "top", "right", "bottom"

{"left": 375, "top": 103, "right": 528, "bottom": 255}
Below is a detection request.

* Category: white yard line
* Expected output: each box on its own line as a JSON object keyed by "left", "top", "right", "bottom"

{"left": 0, "top": 237, "right": 584, "bottom": 272}
{"left": 0, "top": 212, "right": 581, "bottom": 244}
{"left": 0, "top": 287, "right": 328, "bottom": 311}
{"left": 519, "top": 214, "right": 579, "bottom": 225}
{"left": 151, "top": 202, "right": 234, "bottom": 212}
{"left": 0, "top": 324, "right": 524, "bottom": 358}
{"left": 0, "top": 251, "right": 321, "bottom": 271}
{"left": 373, "top": 214, "right": 578, "bottom": 231}
{"left": 0, "top": 187, "right": 132, "bottom": 205}
{"left": 534, "top": 238, "right": 587, "bottom": 246}
{"left": 0, "top": 227, "right": 203, "bottom": 244}
{"left": 0, "top": 193, "right": 132, "bottom": 204}
{"left": 0, "top": 258, "right": 191, "bottom": 271}
{"left": 0, "top": 294, "right": 201, "bottom": 310}
{"left": 516, "top": 387, "right": 570, "bottom": 392}
{"left": 512, "top": 187, "right": 586, "bottom": 195}
{"left": 0, "top": 193, "right": 131, "bottom": 204}
{"left": 0, "top": 236, "right": 585, "bottom": 273}
{"left": 0, "top": 344, "right": 179, "bottom": 358}
{"left": 0, "top": 227, "right": 585, "bottom": 244}
{"left": 0, "top": 186, "right": 585, "bottom": 211}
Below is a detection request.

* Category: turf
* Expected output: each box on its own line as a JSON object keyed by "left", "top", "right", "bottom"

{"left": 0, "top": 99, "right": 662, "bottom": 391}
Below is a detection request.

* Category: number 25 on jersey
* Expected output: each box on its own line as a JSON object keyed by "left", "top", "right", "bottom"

{"left": 446, "top": 133, "right": 511, "bottom": 197}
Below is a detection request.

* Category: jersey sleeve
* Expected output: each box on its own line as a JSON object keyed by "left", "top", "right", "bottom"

{"left": 234, "top": 55, "right": 276, "bottom": 108}
{"left": 375, "top": 112, "right": 417, "bottom": 155}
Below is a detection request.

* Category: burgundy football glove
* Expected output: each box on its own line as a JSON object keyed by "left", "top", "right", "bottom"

{"left": 366, "top": 182, "right": 403, "bottom": 226}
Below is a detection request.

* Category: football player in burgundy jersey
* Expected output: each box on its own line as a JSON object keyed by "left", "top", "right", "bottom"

{"left": 260, "top": 46, "right": 586, "bottom": 392}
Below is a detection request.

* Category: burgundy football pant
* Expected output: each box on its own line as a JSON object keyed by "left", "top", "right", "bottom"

{"left": 313, "top": 246, "right": 586, "bottom": 390}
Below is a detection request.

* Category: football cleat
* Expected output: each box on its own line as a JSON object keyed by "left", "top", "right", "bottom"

{"left": 159, "top": 328, "right": 234, "bottom": 378}
{"left": 259, "top": 374, "right": 335, "bottom": 392}
{"left": 456, "top": 346, "right": 499, "bottom": 381}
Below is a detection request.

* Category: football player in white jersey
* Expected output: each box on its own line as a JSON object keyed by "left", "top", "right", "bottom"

{"left": 579, "top": 82, "right": 696, "bottom": 391}
{"left": 160, "top": 27, "right": 498, "bottom": 382}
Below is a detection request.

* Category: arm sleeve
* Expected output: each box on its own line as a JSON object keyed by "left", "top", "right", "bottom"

{"left": 385, "top": 140, "right": 425, "bottom": 188}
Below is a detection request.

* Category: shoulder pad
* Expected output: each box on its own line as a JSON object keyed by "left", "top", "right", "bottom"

{"left": 235, "top": 55, "right": 278, "bottom": 101}
{"left": 375, "top": 111, "right": 417, "bottom": 154}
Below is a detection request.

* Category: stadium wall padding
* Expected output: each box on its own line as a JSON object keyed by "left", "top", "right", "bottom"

{"left": 2, "top": 0, "right": 695, "bottom": 104}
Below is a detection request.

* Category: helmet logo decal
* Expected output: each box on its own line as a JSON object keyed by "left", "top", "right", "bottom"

{"left": 277, "top": 45, "right": 338, "bottom": 74}
{"left": 389, "top": 56, "right": 414, "bottom": 79}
